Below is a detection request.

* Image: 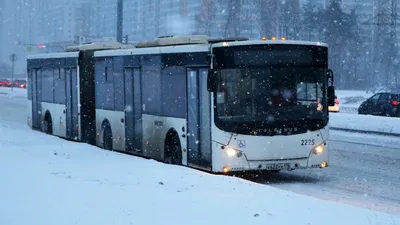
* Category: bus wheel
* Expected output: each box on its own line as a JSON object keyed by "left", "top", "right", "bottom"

{"left": 103, "top": 126, "right": 113, "bottom": 150}
{"left": 164, "top": 133, "right": 182, "bottom": 165}
{"left": 43, "top": 113, "right": 53, "bottom": 135}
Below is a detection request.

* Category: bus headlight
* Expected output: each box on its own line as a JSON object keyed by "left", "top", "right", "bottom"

{"left": 313, "top": 145, "right": 324, "bottom": 155}
{"left": 222, "top": 145, "right": 243, "bottom": 157}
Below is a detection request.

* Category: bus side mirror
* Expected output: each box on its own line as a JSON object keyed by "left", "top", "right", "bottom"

{"left": 207, "top": 69, "right": 218, "bottom": 92}
{"left": 327, "top": 69, "right": 335, "bottom": 106}
{"left": 328, "top": 86, "right": 335, "bottom": 106}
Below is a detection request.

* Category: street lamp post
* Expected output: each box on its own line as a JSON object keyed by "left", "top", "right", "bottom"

{"left": 9, "top": 53, "right": 17, "bottom": 92}
{"left": 117, "top": 0, "right": 123, "bottom": 43}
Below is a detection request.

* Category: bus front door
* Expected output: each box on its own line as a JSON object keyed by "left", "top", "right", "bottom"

{"left": 124, "top": 68, "right": 142, "bottom": 154}
{"left": 31, "top": 69, "right": 42, "bottom": 130}
{"left": 186, "top": 68, "right": 212, "bottom": 169}
{"left": 65, "top": 68, "right": 79, "bottom": 140}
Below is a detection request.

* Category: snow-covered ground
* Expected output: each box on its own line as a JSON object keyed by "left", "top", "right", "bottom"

{"left": 330, "top": 113, "right": 400, "bottom": 134}
{"left": 0, "top": 87, "right": 27, "bottom": 99}
{"left": 330, "top": 90, "right": 400, "bottom": 134}
{"left": 1, "top": 87, "right": 400, "bottom": 225}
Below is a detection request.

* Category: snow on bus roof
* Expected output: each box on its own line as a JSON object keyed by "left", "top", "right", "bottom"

{"left": 211, "top": 40, "right": 328, "bottom": 48}
{"left": 94, "top": 43, "right": 210, "bottom": 57}
{"left": 27, "top": 51, "right": 79, "bottom": 60}
{"left": 26, "top": 40, "right": 327, "bottom": 60}
{"left": 94, "top": 39, "right": 327, "bottom": 57}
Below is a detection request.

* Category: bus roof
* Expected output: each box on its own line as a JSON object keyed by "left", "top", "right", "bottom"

{"left": 27, "top": 51, "right": 79, "bottom": 60}
{"left": 94, "top": 39, "right": 327, "bottom": 57}
{"left": 27, "top": 35, "right": 328, "bottom": 60}
{"left": 211, "top": 40, "right": 328, "bottom": 48}
{"left": 94, "top": 43, "right": 211, "bottom": 57}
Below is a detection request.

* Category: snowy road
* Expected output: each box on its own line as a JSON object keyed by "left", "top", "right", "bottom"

{"left": 1, "top": 88, "right": 399, "bottom": 217}
{"left": 251, "top": 134, "right": 400, "bottom": 215}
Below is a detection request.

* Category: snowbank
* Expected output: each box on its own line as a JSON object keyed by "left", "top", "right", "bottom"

{"left": 0, "top": 114, "right": 399, "bottom": 225}
{"left": 330, "top": 113, "right": 400, "bottom": 135}
{"left": 0, "top": 87, "right": 27, "bottom": 100}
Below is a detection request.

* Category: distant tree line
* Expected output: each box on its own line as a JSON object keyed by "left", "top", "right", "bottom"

{"left": 205, "top": 0, "right": 384, "bottom": 90}
{"left": 299, "top": 1, "right": 365, "bottom": 90}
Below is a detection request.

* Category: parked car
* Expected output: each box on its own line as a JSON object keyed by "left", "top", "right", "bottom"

{"left": 358, "top": 92, "right": 400, "bottom": 117}
{"left": 328, "top": 96, "right": 340, "bottom": 112}
{"left": 0, "top": 79, "right": 11, "bottom": 87}
{"left": 13, "top": 79, "right": 27, "bottom": 88}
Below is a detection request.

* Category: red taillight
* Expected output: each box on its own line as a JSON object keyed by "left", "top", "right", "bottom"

{"left": 391, "top": 100, "right": 399, "bottom": 106}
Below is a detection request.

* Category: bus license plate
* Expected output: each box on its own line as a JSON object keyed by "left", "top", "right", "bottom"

{"left": 266, "top": 164, "right": 289, "bottom": 171}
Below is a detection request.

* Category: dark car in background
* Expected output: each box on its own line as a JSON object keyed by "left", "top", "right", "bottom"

{"left": 358, "top": 92, "right": 400, "bottom": 117}
{"left": 0, "top": 79, "right": 11, "bottom": 87}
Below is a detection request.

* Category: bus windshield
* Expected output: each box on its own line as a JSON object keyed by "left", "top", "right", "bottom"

{"left": 213, "top": 44, "right": 328, "bottom": 135}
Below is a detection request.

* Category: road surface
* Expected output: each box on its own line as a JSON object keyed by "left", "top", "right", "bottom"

{"left": 246, "top": 132, "right": 400, "bottom": 215}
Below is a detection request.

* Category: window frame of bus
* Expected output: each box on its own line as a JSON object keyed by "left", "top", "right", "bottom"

{"left": 327, "top": 69, "right": 335, "bottom": 106}
{"left": 207, "top": 44, "right": 335, "bottom": 102}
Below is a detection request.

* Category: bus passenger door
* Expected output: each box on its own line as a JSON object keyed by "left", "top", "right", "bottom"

{"left": 31, "top": 69, "right": 42, "bottom": 130}
{"left": 186, "top": 68, "right": 212, "bottom": 169}
{"left": 124, "top": 68, "right": 142, "bottom": 154}
{"left": 65, "top": 68, "right": 79, "bottom": 139}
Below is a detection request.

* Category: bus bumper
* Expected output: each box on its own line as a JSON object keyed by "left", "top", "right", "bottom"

{"left": 215, "top": 143, "right": 329, "bottom": 173}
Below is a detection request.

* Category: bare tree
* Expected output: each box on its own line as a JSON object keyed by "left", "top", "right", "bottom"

{"left": 195, "top": 0, "right": 217, "bottom": 36}
{"left": 280, "top": 0, "right": 302, "bottom": 39}
{"left": 216, "top": 0, "right": 241, "bottom": 37}
{"left": 259, "top": 0, "right": 278, "bottom": 37}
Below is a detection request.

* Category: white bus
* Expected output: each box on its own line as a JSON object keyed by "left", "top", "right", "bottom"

{"left": 27, "top": 35, "right": 336, "bottom": 173}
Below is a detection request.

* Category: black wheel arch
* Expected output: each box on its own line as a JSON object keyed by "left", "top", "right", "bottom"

{"left": 101, "top": 119, "right": 113, "bottom": 150}
{"left": 164, "top": 128, "right": 183, "bottom": 163}
{"left": 44, "top": 110, "right": 52, "bottom": 123}
{"left": 43, "top": 110, "right": 53, "bottom": 134}
{"left": 101, "top": 119, "right": 112, "bottom": 140}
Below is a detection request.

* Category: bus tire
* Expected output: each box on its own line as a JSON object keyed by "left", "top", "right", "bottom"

{"left": 103, "top": 126, "right": 113, "bottom": 150}
{"left": 43, "top": 112, "right": 53, "bottom": 135}
{"left": 164, "top": 131, "right": 182, "bottom": 165}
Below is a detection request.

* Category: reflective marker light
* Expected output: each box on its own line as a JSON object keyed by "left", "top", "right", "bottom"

{"left": 261, "top": 36, "right": 267, "bottom": 40}
{"left": 281, "top": 37, "right": 286, "bottom": 40}
{"left": 271, "top": 36, "right": 277, "bottom": 40}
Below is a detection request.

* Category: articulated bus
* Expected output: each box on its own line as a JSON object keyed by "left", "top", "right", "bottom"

{"left": 27, "top": 35, "right": 336, "bottom": 173}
